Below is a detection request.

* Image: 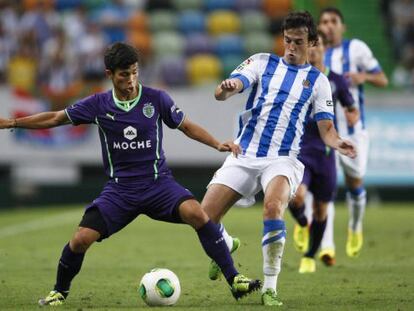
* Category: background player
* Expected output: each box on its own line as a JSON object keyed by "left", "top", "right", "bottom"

{"left": 0, "top": 42, "right": 260, "bottom": 306}
{"left": 288, "top": 31, "right": 357, "bottom": 273}
{"left": 318, "top": 7, "right": 389, "bottom": 258}
{"left": 201, "top": 11, "right": 356, "bottom": 306}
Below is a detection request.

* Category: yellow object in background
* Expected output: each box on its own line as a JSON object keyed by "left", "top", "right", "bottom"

{"left": 207, "top": 11, "right": 241, "bottom": 36}
{"left": 187, "top": 54, "right": 222, "bottom": 85}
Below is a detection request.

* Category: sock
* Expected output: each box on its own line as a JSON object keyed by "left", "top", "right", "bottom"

{"left": 305, "top": 219, "right": 327, "bottom": 258}
{"left": 288, "top": 203, "right": 308, "bottom": 227}
{"left": 197, "top": 220, "right": 238, "bottom": 285}
{"left": 54, "top": 243, "right": 85, "bottom": 297}
{"left": 218, "top": 223, "right": 233, "bottom": 251}
{"left": 262, "top": 219, "right": 286, "bottom": 293}
{"left": 347, "top": 187, "right": 367, "bottom": 232}
{"left": 321, "top": 202, "right": 335, "bottom": 251}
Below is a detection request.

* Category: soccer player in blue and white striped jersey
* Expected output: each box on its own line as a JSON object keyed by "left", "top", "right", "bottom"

{"left": 318, "top": 7, "right": 388, "bottom": 259}
{"left": 202, "top": 11, "right": 356, "bottom": 306}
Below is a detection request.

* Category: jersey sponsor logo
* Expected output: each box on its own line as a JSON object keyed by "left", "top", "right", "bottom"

{"left": 236, "top": 57, "right": 253, "bottom": 71}
{"left": 124, "top": 126, "right": 137, "bottom": 140}
{"left": 116, "top": 125, "right": 152, "bottom": 150}
{"left": 326, "top": 100, "right": 333, "bottom": 107}
{"left": 143, "top": 102, "right": 155, "bottom": 118}
{"left": 113, "top": 140, "right": 151, "bottom": 150}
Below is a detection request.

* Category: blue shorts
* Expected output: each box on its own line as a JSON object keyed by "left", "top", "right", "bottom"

{"left": 299, "top": 150, "right": 337, "bottom": 202}
{"left": 86, "top": 174, "right": 194, "bottom": 239}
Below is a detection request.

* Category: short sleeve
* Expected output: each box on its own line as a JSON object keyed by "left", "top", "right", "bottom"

{"left": 352, "top": 39, "right": 382, "bottom": 73}
{"left": 229, "top": 53, "right": 269, "bottom": 92}
{"left": 312, "top": 74, "right": 334, "bottom": 121}
{"left": 159, "top": 90, "right": 185, "bottom": 129}
{"left": 65, "top": 94, "right": 98, "bottom": 125}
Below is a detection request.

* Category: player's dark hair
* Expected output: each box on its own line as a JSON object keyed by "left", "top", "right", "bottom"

{"left": 318, "top": 7, "right": 345, "bottom": 24}
{"left": 317, "top": 30, "right": 328, "bottom": 46}
{"left": 282, "top": 11, "right": 318, "bottom": 44}
{"left": 104, "top": 42, "right": 139, "bottom": 72}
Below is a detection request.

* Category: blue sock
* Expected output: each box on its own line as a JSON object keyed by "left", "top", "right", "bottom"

{"left": 54, "top": 243, "right": 85, "bottom": 297}
{"left": 197, "top": 220, "right": 238, "bottom": 285}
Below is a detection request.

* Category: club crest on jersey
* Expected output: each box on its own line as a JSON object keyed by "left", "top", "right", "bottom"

{"left": 143, "top": 103, "right": 154, "bottom": 118}
{"left": 302, "top": 79, "right": 311, "bottom": 88}
{"left": 124, "top": 126, "right": 137, "bottom": 140}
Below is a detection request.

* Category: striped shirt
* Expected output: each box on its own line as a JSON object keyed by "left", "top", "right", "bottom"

{"left": 230, "top": 53, "right": 334, "bottom": 159}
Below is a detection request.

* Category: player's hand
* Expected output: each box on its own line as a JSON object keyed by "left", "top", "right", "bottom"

{"left": 345, "top": 72, "right": 366, "bottom": 86}
{"left": 0, "top": 117, "right": 14, "bottom": 129}
{"left": 217, "top": 141, "right": 241, "bottom": 157}
{"left": 219, "top": 79, "right": 239, "bottom": 92}
{"left": 337, "top": 139, "right": 357, "bottom": 159}
{"left": 344, "top": 107, "right": 360, "bottom": 126}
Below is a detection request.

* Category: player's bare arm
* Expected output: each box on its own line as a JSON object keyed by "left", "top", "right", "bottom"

{"left": 178, "top": 117, "right": 241, "bottom": 156}
{"left": 317, "top": 119, "right": 357, "bottom": 158}
{"left": 214, "top": 78, "right": 244, "bottom": 101}
{"left": 344, "top": 106, "right": 360, "bottom": 126}
{"left": 0, "top": 110, "right": 70, "bottom": 130}
{"left": 345, "top": 71, "right": 388, "bottom": 87}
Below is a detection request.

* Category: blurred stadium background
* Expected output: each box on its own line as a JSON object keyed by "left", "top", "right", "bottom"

{"left": 0, "top": 0, "right": 413, "bottom": 208}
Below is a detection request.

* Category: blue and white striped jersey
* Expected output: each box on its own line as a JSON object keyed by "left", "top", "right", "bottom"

{"left": 324, "top": 38, "right": 382, "bottom": 134}
{"left": 230, "top": 53, "right": 334, "bottom": 159}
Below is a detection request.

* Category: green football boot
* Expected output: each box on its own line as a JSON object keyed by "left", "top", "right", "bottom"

{"left": 231, "top": 274, "right": 261, "bottom": 300}
{"left": 261, "top": 288, "right": 283, "bottom": 306}
{"left": 209, "top": 237, "right": 240, "bottom": 280}
{"left": 38, "top": 290, "right": 66, "bottom": 306}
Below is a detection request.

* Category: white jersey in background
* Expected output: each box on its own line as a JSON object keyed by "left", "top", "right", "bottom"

{"left": 324, "top": 38, "right": 381, "bottom": 136}
{"left": 230, "top": 53, "right": 334, "bottom": 159}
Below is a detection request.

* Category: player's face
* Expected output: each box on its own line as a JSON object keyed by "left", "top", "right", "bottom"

{"left": 307, "top": 35, "right": 325, "bottom": 66}
{"left": 107, "top": 63, "right": 139, "bottom": 99}
{"left": 318, "top": 12, "right": 344, "bottom": 46}
{"left": 283, "top": 27, "right": 310, "bottom": 65}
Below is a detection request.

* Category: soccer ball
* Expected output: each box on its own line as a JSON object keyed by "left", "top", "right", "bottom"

{"left": 138, "top": 268, "right": 181, "bottom": 306}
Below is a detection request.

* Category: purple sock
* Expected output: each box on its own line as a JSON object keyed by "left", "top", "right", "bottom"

{"left": 288, "top": 203, "right": 308, "bottom": 227}
{"left": 54, "top": 243, "right": 85, "bottom": 297}
{"left": 305, "top": 219, "right": 327, "bottom": 258}
{"left": 197, "top": 220, "right": 238, "bottom": 285}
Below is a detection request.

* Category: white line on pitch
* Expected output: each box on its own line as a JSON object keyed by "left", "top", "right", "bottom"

{"left": 0, "top": 209, "right": 82, "bottom": 239}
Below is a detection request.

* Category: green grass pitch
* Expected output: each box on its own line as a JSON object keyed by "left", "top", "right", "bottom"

{"left": 0, "top": 203, "right": 413, "bottom": 310}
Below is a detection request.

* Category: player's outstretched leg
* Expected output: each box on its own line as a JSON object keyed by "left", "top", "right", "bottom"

{"left": 39, "top": 243, "right": 85, "bottom": 306}
{"left": 261, "top": 219, "right": 285, "bottom": 306}
{"left": 179, "top": 200, "right": 261, "bottom": 300}
{"left": 208, "top": 224, "right": 241, "bottom": 280}
{"left": 39, "top": 226, "right": 100, "bottom": 306}
{"left": 346, "top": 187, "right": 366, "bottom": 257}
{"left": 299, "top": 218, "right": 327, "bottom": 273}
{"left": 288, "top": 186, "right": 309, "bottom": 253}
{"left": 319, "top": 202, "right": 336, "bottom": 266}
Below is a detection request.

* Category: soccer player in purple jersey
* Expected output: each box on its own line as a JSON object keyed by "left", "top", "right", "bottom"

{"left": 288, "top": 31, "right": 358, "bottom": 273}
{"left": 0, "top": 43, "right": 261, "bottom": 306}
{"left": 319, "top": 7, "right": 388, "bottom": 258}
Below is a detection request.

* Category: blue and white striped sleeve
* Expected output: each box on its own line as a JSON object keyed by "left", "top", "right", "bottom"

{"left": 312, "top": 74, "right": 334, "bottom": 122}
{"left": 229, "top": 53, "right": 268, "bottom": 92}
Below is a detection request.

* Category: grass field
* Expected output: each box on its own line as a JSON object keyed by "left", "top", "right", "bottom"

{"left": 0, "top": 203, "right": 413, "bottom": 310}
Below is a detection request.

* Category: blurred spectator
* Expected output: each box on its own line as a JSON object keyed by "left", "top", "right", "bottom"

{"left": 0, "top": 20, "right": 16, "bottom": 82}
{"left": 7, "top": 31, "right": 39, "bottom": 94}
{"left": 92, "top": 0, "right": 130, "bottom": 43}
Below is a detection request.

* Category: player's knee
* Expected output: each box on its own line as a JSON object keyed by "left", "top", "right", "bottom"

{"left": 71, "top": 229, "right": 98, "bottom": 252}
{"left": 200, "top": 201, "right": 221, "bottom": 223}
{"left": 180, "top": 202, "right": 209, "bottom": 229}
{"left": 264, "top": 199, "right": 284, "bottom": 218}
{"left": 291, "top": 192, "right": 305, "bottom": 207}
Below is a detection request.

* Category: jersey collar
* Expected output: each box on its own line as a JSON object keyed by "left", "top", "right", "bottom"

{"left": 112, "top": 84, "right": 142, "bottom": 112}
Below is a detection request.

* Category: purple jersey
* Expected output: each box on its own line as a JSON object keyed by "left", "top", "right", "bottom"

{"left": 299, "top": 69, "right": 354, "bottom": 155}
{"left": 65, "top": 85, "right": 185, "bottom": 179}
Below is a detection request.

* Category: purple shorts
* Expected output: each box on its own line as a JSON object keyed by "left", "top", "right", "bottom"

{"left": 87, "top": 174, "right": 194, "bottom": 238}
{"left": 299, "top": 149, "right": 337, "bottom": 202}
